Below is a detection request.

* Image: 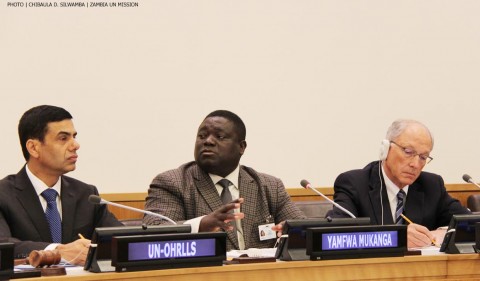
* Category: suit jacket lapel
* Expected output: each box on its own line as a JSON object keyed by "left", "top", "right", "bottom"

{"left": 60, "top": 178, "right": 77, "bottom": 243}
{"left": 368, "top": 163, "right": 393, "bottom": 225}
{"left": 192, "top": 166, "right": 223, "bottom": 212}
{"left": 238, "top": 167, "right": 259, "bottom": 248}
{"left": 404, "top": 182, "right": 424, "bottom": 225}
{"left": 15, "top": 167, "right": 52, "bottom": 242}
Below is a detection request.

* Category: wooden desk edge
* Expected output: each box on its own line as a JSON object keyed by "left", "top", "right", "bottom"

{"left": 23, "top": 255, "right": 458, "bottom": 281}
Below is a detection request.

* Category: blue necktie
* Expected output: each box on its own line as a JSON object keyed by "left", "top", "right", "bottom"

{"left": 41, "top": 189, "right": 62, "bottom": 243}
{"left": 395, "top": 189, "right": 406, "bottom": 225}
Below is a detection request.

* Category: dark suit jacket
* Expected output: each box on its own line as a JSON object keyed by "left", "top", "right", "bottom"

{"left": 143, "top": 161, "right": 305, "bottom": 251}
{"left": 0, "top": 167, "right": 122, "bottom": 257}
{"left": 330, "top": 161, "right": 470, "bottom": 229}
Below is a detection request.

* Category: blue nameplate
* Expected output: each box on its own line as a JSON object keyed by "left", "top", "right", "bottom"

{"left": 307, "top": 225, "right": 407, "bottom": 260}
{"left": 322, "top": 230, "right": 399, "bottom": 250}
{"left": 112, "top": 232, "right": 226, "bottom": 272}
{"left": 128, "top": 238, "right": 217, "bottom": 261}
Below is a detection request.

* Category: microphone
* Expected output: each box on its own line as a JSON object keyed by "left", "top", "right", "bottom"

{"left": 463, "top": 174, "right": 480, "bottom": 189}
{"left": 300, "top": 179, "right": 356, "bottom": 218}
{"left": 88, "top": 195, "right": 176, "bottom": 224}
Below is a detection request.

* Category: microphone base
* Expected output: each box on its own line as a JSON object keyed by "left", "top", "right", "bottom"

{"left": 275, "top": 237, "right": 310, "bottom": 261}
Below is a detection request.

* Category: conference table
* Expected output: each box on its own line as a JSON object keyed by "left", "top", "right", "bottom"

{"left": 20, "top": 253, "right": 480, "bottom": 281}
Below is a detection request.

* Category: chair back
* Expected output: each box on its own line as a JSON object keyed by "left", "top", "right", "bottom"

{"left": 467, "top": 194, "right": 480, "bottom": 212}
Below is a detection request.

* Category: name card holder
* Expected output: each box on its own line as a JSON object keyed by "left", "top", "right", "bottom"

{"left": 85, "top": 224, "right": 191, "bottom": 273}
{"left": 274, "top": 218, "right": 371, "bottom": 261}
{"left": 306, "top": 225, "right": 407, "bottom": 260}
{"left": 112, "top": 232, "right": 226, "bottom": 272}
{"left": 0, "top": 243, "right": 14, "bottom": 280}
{"left": 441, "top": 214, "right": 480, "bottom": 254}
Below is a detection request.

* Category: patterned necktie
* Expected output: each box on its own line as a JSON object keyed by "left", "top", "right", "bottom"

{"left": 395, "top": 189, "right": 406, "bottom": 225}
{"left": 218, "top": 179, "right": 233, "bottom": 205}
{"left": 41, "top": 189, "right": 62, "bottom": 243}
{"left": 218, "top": 179, "right": 240, "bottom": 234}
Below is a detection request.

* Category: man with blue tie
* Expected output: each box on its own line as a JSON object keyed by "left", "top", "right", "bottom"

{"left": 0, "top": 105, "right": 121, "bottom": 265}
{"left": 329, "top": 119, "right": 470, "bottom": 247}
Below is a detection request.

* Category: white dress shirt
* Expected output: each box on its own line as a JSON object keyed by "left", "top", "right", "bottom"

{"left": 382, "top": 165, "right": 409, "bottom": 222}
{"left": 25, "top": 164, "right": 62, "bottom": 250}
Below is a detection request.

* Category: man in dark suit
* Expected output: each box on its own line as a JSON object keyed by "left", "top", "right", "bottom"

{"left": 330, "top": 119, "right": 470, "bottom": 247}
{"left": 143, "top": 110, "right": 305, "bottom": 250}
{"left": 0, "top": 105, "right": 122, "bottom": 265}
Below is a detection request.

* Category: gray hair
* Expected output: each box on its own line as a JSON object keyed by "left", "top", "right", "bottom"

{"left": 385, "top": 119, "right": 434, "bottom": 148}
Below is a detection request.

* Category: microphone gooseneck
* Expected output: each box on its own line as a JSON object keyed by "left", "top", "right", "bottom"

{"left": 88, "top": 194, "right": 177, "bottom": 224}
{"left": 300, "top": 179, "right": 356, "bottom": 218}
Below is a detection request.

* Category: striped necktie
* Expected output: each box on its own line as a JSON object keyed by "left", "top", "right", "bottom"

{"left": 395, "top": 189, "right": 406, "bottom": 225}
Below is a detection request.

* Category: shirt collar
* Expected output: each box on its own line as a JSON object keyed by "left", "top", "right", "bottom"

{"left": 381, "top": 164, "right": 409, "bottom": 199}
{"left": 25, "top": 164, "right": 62, "bottom": 196}
{"left": 209, "top": 165, "right": 240, "bottom": 190}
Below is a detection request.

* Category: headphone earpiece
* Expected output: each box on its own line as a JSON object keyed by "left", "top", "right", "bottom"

{"left": 379, "top": 139, "right": 390, "bottom": 161}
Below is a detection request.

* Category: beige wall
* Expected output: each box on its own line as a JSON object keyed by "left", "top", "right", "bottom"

{"left": 1, "top": 1, "right": 480, "bottom": 193}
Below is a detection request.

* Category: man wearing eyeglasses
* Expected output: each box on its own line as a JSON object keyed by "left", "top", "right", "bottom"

{"left": 329, "top": 119, "right": 470, "bottom": 248}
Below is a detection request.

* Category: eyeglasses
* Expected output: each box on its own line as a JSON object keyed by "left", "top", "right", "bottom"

{"left": 390, "top": 141, "right": 433, "bottom": 164}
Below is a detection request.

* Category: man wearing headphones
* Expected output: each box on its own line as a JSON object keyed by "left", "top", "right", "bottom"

{"left": 329, "top": 119, "right": 469, "bottom": 248}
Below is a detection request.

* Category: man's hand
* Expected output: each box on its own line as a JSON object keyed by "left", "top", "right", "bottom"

{"left": 199, "top": 198, "right": 244, "bottom": 232}
{"left": 430, "top": 228, "right": 447, "bottom": 247}
{"left": 56, "top": 238, "right": 90, "bottom": 265}
{"left": 407, "top": 223, "right": 435, "bottom": 248}
{"left": 272, "top": 221, "right": 285, "bottom": 237}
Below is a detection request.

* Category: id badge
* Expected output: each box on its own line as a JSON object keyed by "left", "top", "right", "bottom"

{"left": 258, "top": 223, "right": 276, "bottom": 241}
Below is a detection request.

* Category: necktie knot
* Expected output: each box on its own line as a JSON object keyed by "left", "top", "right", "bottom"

{"left": 397, "top": 189, "right": 406, "bottom": 201}
{"left": 218, "top": 179, "right": 232, "bottom": 190}
{"left": 41, "top": 189, "right": 58, "bottom": 202}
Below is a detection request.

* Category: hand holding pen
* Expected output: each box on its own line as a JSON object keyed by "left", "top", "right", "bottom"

{"left": 400, "top": 214, "right": 438, "bottom": 247}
